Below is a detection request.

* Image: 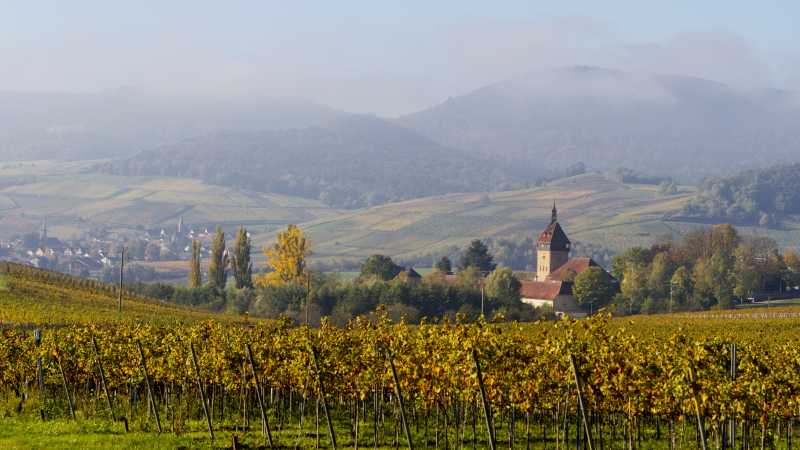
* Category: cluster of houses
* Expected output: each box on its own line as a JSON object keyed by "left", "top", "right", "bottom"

{"left": 0, "top": 216, "right": 213, "bottom": 279}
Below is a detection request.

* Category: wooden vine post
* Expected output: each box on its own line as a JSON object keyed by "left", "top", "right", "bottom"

{"left": 729, "top": 343, "right": 737, "bottom": 449}
{"left": 118, "top": 247, "right": 124, "bottom": 312}
{"left": 385, "top": 346, "right": 414, "bottom": 450}
{"left": 245, "top": 343, "right": 274, "bottom": 447}
{"left": 55, "top": 350, "right": 75, "bottom": 420}
{"left": 91, "top": 335, "right": 117, "bottom": 424}
{"left": 190, "top": 342, "right": 214, "bottom": 440}
{"left": 310, "top": 344, "right": 338, "bottom": 450}
{"left": 136, "top": 341, "right": 161, "bottom": 433}
{"left": 34, "top": 328, "right": 45, "bottom": 421}
{"left": 472, "top": 349, "right": 497, "bottom": 450}
{"left": 687, "top": 364, "right": 708, "bottom": 450}
{"left": 569, "top": 353, "right": 594, "bottom": 450}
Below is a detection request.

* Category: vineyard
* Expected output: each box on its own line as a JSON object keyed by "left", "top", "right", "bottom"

{"left": 2, "top": 263, "right": 800, "bottom": 448}
{"left": 0, "top": 262, "right": 246, "bottom": 326}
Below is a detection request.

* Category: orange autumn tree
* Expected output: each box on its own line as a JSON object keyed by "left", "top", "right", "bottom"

{"left": 255, "top": 224, "right": 311, "bottom": 287}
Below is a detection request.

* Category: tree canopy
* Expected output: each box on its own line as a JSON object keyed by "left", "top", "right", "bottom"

{"left": 360, "top": 255, "right": 402, "bottom": 281}
{"left": 256, "top": 224, "right": 311, "bottom": 288}
{"left": 573, "top": 266, "right": 615, "bottom": 310}
{"left": 458, "top": 239, "right": 496, "bottom": 272}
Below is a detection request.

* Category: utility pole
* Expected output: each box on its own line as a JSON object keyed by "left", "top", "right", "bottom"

{"left": 669, "top": 282, "right": 674, "bottom": 314}
{"left": 480, "top": 284, "right": 485, "bottom": 317}
{"left": 118, "top": 247, "right": 125, "bottom": 313}
{"left": 305, "top": 272, "right": 311, "bottom": 326}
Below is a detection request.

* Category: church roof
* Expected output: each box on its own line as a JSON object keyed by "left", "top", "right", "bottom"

{"left": 537, "top": 221, "right": 571, "bottom": 248}
{"left": 548, "top": 257, "right": 598, "bottom": 281}
{"left": 520, "top": 280, "right": 571, "bottom": 300}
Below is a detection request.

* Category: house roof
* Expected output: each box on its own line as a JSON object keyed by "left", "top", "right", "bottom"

{"left": 520, "top": 280, "right": 571, "bottom": 300}
{"left": 404, "top": 267, "right": 422, "bottom": 279}
{"left": 548, "top": 257, "right": 598, "bottom": 281}
{"left": 537, "top": 222, "right": 570, "bottom": 250}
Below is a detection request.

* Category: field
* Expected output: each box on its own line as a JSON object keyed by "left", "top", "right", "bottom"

{"left": 3, "top": 266, "right": 800, "bottom": 448}
{"left": 281, "top": 172, "right": 697, "bottom": 265}
{"left": 4, "top": 163, "right": 799, "bottom": 273}
{"left": 0, "top": 161, "right": 337, "bottom": 240}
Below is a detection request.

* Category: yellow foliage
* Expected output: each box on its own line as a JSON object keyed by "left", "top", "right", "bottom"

{"left": 255, "top": 224, "right": 311, "bottom": 287}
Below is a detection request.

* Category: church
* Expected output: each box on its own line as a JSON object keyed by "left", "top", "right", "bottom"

{"left": 520, "top": 203, "right": 614, "bottom": 317}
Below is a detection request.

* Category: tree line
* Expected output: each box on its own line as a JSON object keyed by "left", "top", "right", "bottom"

{"left": 129, "top": 230, "right": 548, "bottom": 325}
{"left": 681, "top": 163, "right": 800, "bottom": 226}
{"left": 128, "top": 222, "right": 800, "bottom": 321}
{"left": 609, "top": 224, "right": 800, "bottom": 314}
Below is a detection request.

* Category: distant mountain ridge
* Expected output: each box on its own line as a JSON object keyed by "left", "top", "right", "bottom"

{"left": 398, "top": 66, "right": 800, "bottom": 180}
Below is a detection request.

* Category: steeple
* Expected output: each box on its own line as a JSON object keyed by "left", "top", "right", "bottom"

{"left": 551, "top": 201, "right": 558, "bottom": 224}
{"left": 40, "top": 217, "right": 48, "bottom": 242}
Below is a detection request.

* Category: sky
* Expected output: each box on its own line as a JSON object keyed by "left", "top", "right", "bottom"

{"left": 1, "top": 1, "right": 799, "bottom": 115}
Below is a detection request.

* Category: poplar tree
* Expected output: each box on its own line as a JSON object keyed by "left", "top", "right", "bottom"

{"left": 230, "top": 226, "right": 253, "bottom": 289}
{"left": 208, "top": 226, "right": 228, "bottom": 289}
{"left": 188, "top": 240, "right": 202, "bottom": 288}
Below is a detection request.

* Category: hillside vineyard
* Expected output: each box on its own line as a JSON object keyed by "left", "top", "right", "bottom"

{"left": 2, "top": 314, "right": 799, "bottom": 448}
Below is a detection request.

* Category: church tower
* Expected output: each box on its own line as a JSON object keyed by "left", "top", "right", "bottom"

{"left": 535, "top": 202, "right": 571, "bottom": 281}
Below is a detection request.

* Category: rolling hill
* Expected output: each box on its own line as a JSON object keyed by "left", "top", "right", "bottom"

{"left": 0, "top": 161, "right": 336, "bottom": 240}
{"left": 256, "top": 172, "right": 697, "bottom": 267}
{"left": 399, "top": 66, "right": 800, "bottom": 180}
{"left": 287, "top": 171, "right": 800, "bottom": 270}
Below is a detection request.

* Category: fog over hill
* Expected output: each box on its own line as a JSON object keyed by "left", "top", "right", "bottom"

{"left": 3, "top": 67, "right": 800, "bottom": 208}
{"left": 0, "top": 91, "right": 340, "bottom": 160}
{"left": 399, "top": 67, "right": 800, "bottom": 180}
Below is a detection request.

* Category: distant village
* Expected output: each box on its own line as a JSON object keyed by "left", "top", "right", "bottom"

{"left": 0, "top": 216, "right": 208, "bottom": 281}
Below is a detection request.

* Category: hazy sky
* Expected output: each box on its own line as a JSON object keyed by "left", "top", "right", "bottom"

{"left": 2, "top": 1, "right": 799, "bottom": 115}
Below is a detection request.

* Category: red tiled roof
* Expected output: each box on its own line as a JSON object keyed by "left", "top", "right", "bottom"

{"left": 520, "top": 280, "right": 570, "bottom": 300}
{"left": 548, "top": 257, "right": 597, "bottom": 281}
{"left": 537, "top": 222, "right": 570, "bottom": 249}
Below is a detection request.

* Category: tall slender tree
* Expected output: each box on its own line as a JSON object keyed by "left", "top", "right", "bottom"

{"left": 188, "top": 240, "right": 202, "bottom": 288}
{"left": 208, "top": 226, "right": 228, "bottom": 289}
{"left": 230, "top": 226, "right": 253, "bottom": 289}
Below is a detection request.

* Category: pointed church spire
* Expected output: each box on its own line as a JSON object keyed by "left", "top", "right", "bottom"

{"left": 551, "top": 201, "right": 558, "bottom": 224}
{"left": 40, "top": 217, "right": 48, "bottom": 242}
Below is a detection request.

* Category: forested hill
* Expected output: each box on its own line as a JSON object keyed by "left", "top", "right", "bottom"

{"left": 109, "top": 114, "right": 536, "bottom": 208}
{"left": 399, "top": 66, "right": 800, "bottom": 180}
{"left": 679, "top": 163, "right": 800, "bottom": 226}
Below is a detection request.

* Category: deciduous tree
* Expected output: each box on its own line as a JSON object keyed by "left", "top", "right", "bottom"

{"left": 573, "top": 266, "right": 615, "bottom": 311}
{"left": 256, "top": 224, "right": 311, "bottom": 287}
{"left": 360, "top": 254, "right": 402, "bottom": 281}
{"left": 484, "top": 266, "right": 521, "bottom": 307}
